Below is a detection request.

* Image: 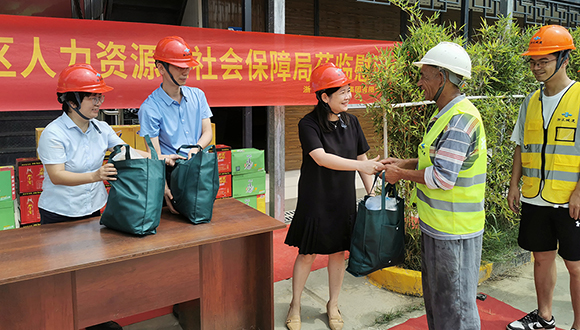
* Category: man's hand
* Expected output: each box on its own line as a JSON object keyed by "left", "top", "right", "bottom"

{"left": 380, "top": 157, "right": 404, "bottom": 167}
{"left": 164, "top": 154, "right": 186, "bottom": 166}
{"left": 507, "top": 184, "right": 521, "bottom": 213}
{"left": 383, "top": 164, "right": 401, "bottom": 184}
{"left": 187, "top": 148, "right": 200, "bottom": 160}
{"left": 164, "top": 183, "right": 179, "bottom": 214}
{"left": 569, "top": 189, "right": 580, "bottom": 220}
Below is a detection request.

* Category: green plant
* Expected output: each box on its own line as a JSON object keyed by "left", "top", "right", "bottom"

{"left": 360, "top": 0, "right": 541, "bottom": 271}
{"left": 374, "top": 301, "right": 425, "bottom": 325}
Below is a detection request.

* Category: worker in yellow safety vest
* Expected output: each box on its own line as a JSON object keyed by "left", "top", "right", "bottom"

{"left": 507, "top": 25, "right": 580, "bottom": 330}
{"left": 380, "top": 42, "right": 487, "bottom": 330}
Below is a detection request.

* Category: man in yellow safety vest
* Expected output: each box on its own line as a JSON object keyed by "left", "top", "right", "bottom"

{"left": 507, "top": 25, "right": 580, "bottom": 330}
{"left": 381, "top": 42, "right": 487, "bottom": 330}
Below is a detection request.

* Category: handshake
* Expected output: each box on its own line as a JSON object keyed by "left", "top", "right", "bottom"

{"left": 364, "top": 156, "right": 414, "bottom": 184}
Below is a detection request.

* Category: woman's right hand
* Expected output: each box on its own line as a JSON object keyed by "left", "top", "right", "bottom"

{"left": 359, "top": 155, "right": 384, "bottom": 175}
{"left": 94, "top": 163, "right": 117, "bottom": 182}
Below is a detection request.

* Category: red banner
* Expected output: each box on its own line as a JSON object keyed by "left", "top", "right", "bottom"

{"left": 0, "top": 14, "right": 394, "bottom": 111}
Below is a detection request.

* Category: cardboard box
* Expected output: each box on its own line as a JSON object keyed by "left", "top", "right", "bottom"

{"left": 235, "top": 193, "right": 266, "bottom": 214}
{"left": 16, "top": 158, "right": 44, "bottom": 194}
{"left": 231, "top": 148, "right": 264, "bottom": 175}
{"left": 19, "top": 191, "right": 41, "bottom": 225}
{"left": 0, "top": 199, "right": 16, "bottom": 230}
{"left": 217, "top": 174, "right": 232, "bottom": 199}
{"left": 232, "top": 170, "right": 266, "bottom": 198}
{"left": 110, "top": 125, "right": 136, "bottom": 148}
{"left": 0, "top": 166, "right": 16, "bottom": 201}
{"left": 216, "top": 144, "right": 232, "bottom": 174}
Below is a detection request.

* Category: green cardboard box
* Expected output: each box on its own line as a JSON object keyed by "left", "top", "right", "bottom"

{"left": 235, "top": 194, "right": 266, "bottom": 213}
{"left": 235, "top": 195, "right": 257, "bottom": 209}
{"left": 0, "top": 166, "right": 15, "bottom": 202}
{"left": 0, "top": 200, "right": 15, "bottom": 231}
{"left": 232, "top": 170, "right": 266, "bottom": 198}
{"left": 231, "top": 148, "right": 264, "bottom": 175}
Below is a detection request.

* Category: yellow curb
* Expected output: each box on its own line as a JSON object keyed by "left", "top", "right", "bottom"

{"left": 368, "top": 262, "right": 494, "bottom": 297}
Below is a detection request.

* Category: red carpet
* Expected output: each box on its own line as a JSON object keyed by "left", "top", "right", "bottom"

{"left": 390, "top": 294, "right": 564, "bottom": 330}
{"left": 273, "top": 225, "right": 348, "bottom": 282}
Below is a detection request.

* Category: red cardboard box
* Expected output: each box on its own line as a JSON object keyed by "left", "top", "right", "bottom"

{"left": 16, "top": 158, "right": 44, "bottom": 194}
{"left": 19, "top": 191, "right": 41, "bottom": 225}
{"left": 0, "top": 166, "right": 16, "bottom": 201}
{"left": 216, "top": 144, "right": 232, "bottom": 174}
{"left": 100, "top": 186, "right": 111, "bottom": 214}
{"left": 217, "top": 174, "right": 232, "bottom": 199}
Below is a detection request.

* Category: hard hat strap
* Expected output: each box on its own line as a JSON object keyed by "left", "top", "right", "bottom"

{"left": 539, "top": 50, "right": 570, "bottom": 101}
{"left": 72, "top": 92, "right": 91, "bottom": 121}
{"left": 433, "top": 68, "right": 447, "bottom": 102}
{"left": 161, "top": 62, "right": 183, "bottom": 87}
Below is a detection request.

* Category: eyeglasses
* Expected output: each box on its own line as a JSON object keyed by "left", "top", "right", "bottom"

{"left": 87, "top": 95, "right": 105, "bottom": 105}
{"left": 527, "top": 58, "right": 557, "bottom": 68}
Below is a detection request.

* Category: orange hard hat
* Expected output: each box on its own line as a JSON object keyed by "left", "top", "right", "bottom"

{"left": 522, "top": 25, "right": 576, "bottom": 56}
{"left": 154, "top": 36, "right": 199, "bottom": 68}
{"left": 56, "top": 64, "right": 113, "bottom": 93}
{"left": 310, "top": 63, "right": 354, "bottom": 92}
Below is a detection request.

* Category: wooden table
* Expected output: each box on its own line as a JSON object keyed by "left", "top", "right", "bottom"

{"left": 0, "top": 199, "right": 286, "bottom": 330}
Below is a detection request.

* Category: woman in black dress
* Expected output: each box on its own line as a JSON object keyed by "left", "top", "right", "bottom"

{"left": 284, "top": 63, "right": 382, "bottom": 330}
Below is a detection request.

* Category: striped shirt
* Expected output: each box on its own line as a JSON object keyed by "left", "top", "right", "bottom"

{"left": 424, "top": 95, "right": 482, "bottom": 191}
{"left": 420, "top": 95, "right": 484, "bottom": 240}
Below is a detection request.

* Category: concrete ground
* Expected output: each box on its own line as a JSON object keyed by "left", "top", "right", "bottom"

{"left": 124, "top": 256, "right": 573, "bottom": 330}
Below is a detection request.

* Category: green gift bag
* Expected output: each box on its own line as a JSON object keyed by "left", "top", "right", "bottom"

{"left": 100, "top": 136, "right": 165, "bottom": 235}
{"left": 170, "top": 144, "right": 219, "bottom": 224}
{"left": 346, "top": 172, "right": 405, "bottom": 277}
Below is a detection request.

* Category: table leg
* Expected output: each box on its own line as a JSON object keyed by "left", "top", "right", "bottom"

{"left": 198, "top": 232, "right": 274, "bottom": 330}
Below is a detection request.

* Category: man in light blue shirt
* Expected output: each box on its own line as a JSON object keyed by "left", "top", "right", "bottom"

{"left": 138, "top": 36, "right": 213, "bottom": 213}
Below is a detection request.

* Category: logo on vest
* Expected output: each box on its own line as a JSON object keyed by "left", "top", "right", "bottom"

{"left": 577, "top": 220, "right": 580, "bottom": 227}
{"left": 557, "top": 112, "right": 576, "bottom": 123}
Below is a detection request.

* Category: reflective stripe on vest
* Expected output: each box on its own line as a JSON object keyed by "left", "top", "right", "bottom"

{"left": 521, "top": 82, "right": 580, "bottom": 204}
{"left": 415, "top": 98, "right": 487, "bottom": 235}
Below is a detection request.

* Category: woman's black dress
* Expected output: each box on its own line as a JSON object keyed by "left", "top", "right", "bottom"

{"left": 284, "top": 112, "right": 370, "bottom": 255}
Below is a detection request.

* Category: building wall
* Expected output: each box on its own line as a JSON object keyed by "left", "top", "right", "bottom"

{"left": 284, "top": 0, "right": 400, "bottom": 170}
{"left": 285, "top": 106, "right": 383, "bottom": 171}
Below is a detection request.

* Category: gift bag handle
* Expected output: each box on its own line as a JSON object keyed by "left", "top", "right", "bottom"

{"left": 110, "top": 135, "right": 158, "bottom": 161}
{"left": 370, "top": 172, "right": 398, "bottom": 211}
{"left": 109, "top": 144, "right": 131, "bottom": 162}
{"left": 176, "top": 144, "right": 202, "bottom": 157}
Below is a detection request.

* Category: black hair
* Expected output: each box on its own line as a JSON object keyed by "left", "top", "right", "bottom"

{"left": 56, "top": 92, "right": 91, "bottom": 113}
{"left": 310, "top": 86, "right": 351, "bottom": 133}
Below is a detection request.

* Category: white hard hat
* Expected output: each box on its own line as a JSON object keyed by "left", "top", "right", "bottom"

{"left": 413, "top": 42, "right": 472, "bottom": 79}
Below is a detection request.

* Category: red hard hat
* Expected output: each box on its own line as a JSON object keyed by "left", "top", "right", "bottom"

{"left": 154, "top": 36, "right": 199, "bottom": 68}
{"left": 310, "top": 63, "right": 354, "bottom": 92}
{"left": 522, "top": 25, "right": 576, "bottom": 56}
{"left": 56, "top": 64, "right": 113, "bottom": 93}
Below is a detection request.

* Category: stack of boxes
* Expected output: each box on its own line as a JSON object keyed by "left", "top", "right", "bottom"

{"left": 16, "top": 158, "right": 44, "bottom": 226}
{"left": 0, "top": 166, "right": 17, "bottom": 230}
{"left": 231, "top": 148, "right": 266, "bottom": 213}
{"left": 216, "top": 144, "right": 232, "bottom": 199}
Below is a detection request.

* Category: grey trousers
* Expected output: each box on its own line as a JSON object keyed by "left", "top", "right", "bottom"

{"left": 421, "top": 233, "right": 483, "bottom": 330}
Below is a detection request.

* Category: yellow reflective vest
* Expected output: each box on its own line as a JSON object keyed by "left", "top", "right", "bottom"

{"left": 415, "top": 98, "right": 487, "bottom": 235}
{"left": 521, "top": 82, "right": 580, "bottom": 204}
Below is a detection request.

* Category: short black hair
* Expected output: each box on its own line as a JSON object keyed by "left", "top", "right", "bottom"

{"left": 56, "top": 92, "right": 91, "bottom": 113}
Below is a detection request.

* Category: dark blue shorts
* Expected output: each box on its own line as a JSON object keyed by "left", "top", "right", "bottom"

{"left": 39, "top": 208, "right": 100, "bottom": 225}
{"left": 519, "top": 202, "right": 580, "bottom": 261}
